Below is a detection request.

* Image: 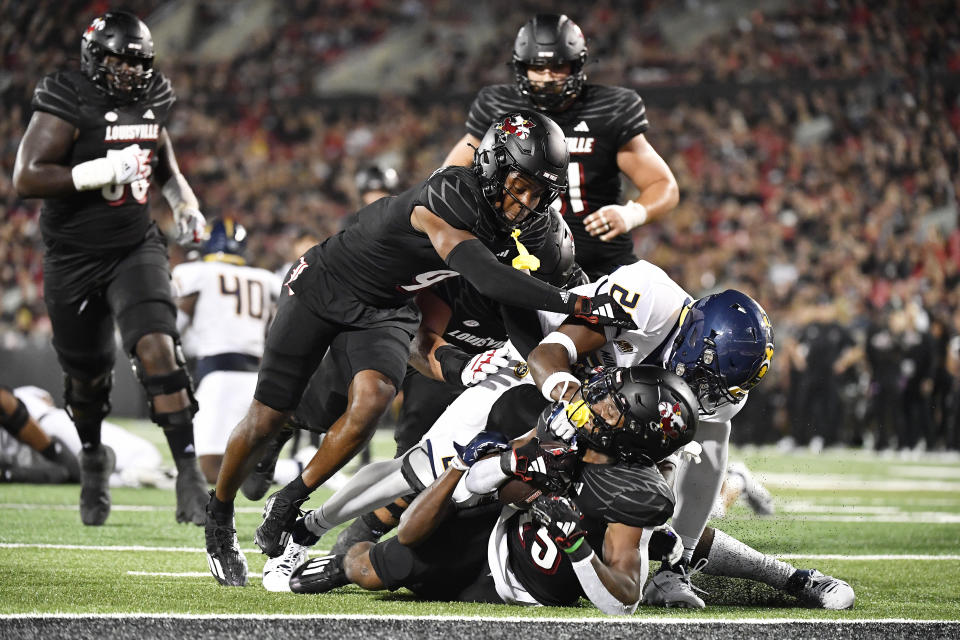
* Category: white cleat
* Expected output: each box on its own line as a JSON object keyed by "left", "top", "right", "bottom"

{"left": 642, "top": 559, "right": 708, "bottom": 609}
{"left": 262, "top": 539, "right": 309, "bottom": 592}
{"left": 786, "top": 569, "right": 855, "bottom": 609}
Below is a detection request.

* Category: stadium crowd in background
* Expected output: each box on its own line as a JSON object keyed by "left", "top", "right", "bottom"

{"left": 2, "top": 0, "right": 960, "bottom": 451}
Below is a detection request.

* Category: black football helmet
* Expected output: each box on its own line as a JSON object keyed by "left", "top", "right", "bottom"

{"left": 203, "top": 218, "right": 247, "bottom": 264}
{"left": 531, "top": 210, "right": 588, "bottom": 289}
{"left": 473, "top": 111, "right": 568, "bottom": 237}
{"left": 513, "top": 14, "right": 588, "bottom": 112}
{"left": 668, "top": 290, "right": 775, "bottom": 416}
{"left": 355, "top": 165, "right": 399, "bottom": 196}
{"left": 81, "top": 11, "right": 155, "bottom": 101}
{"left": 577, "top": 365, "right": 698, "bottom": 464}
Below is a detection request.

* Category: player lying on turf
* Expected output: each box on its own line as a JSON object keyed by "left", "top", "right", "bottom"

{"left": 287, "top": 365, "right": 697, "bottom": 615}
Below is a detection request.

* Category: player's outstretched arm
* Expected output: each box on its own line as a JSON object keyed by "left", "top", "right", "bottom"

{"left": 529, "top": 324, "right": 607, "bottom": 402}
{"left": 413, "top": 206, "right": 634, "bottom": 328}
{"left": 13, "top": 112, "right": 81, "bottom": 198}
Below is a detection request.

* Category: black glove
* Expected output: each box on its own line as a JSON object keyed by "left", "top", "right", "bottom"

{"left": 499, "top": 437, "right": 577, "bottom": 494}
{"left": 458, "top": 430, "right": 511, "bottom": 467}
{"left": 573, "top": 293, "right": 637, "bottom": 329}
{"left": 530, "top": 494, "right": 590, "bottom": 560}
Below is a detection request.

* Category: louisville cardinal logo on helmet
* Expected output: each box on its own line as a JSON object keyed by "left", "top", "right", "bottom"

{"left": 497, "top": 114, "right": 536, "bottom": 140}
{"left": 658, "top": 401, "right": 686, "bottom": 440}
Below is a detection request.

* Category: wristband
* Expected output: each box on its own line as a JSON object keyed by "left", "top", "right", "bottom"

{"left": 71, "top": 158, "right": 116, "bottom": 191}
{"left": 435, "top": 344, "right": 471, "bottom": 387}
{"left": 564, "top": 537, "right": 594, "bottom": 563}
{"left": 540, "top": 371, "right": 580, "bottom": 401}
{"left": 448, "top": 457, "right": 468, "bottom": 472}
{"left": 618, "top": 201, "right": 648, "bottom": 230}
{"left": 540, "top": 331, "right": 578, "bottom": 365}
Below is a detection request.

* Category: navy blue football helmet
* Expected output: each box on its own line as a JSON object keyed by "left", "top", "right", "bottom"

{"left": 668, "top": 290, "right": 774, "bottom": 416}
{"left": 577, "top": 365, "right": 698, "bottom": 464}
{"left": 203, "top": 218, "right": 247, "bottom": 264}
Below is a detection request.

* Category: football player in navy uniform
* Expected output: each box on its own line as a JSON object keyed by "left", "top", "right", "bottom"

{"left": 12, "top": 11, "right": 209, "bottom": 526}
{"left": 286, "top": 365, "right": 697, "bottom": 615}
{"left": 444, "top": 14, "right": 679, "bottom": 282}
{"left": 204, "top": 110, "right": 634, "bottom": 587}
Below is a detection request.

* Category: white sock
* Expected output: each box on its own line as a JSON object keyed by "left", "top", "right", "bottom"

{"left": 701, "top": 529, "right": 796, "bottom": 589}
{"left": 304, "top": 457, "right": 410, "bottom": 536}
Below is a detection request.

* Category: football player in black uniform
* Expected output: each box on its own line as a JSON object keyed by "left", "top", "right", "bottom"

{"left": 443, "top": 14, "right": 679, "bottom": 282}
{"left": 287, "top": 365, "right": 697, "bottom": 615}
{"left": 205, "top": 110, "right": 634, "bottom": 587}
{"left": 12, "top": 11, "right": 209, "bottom": 526}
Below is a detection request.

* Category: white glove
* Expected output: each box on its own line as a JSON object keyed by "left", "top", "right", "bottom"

{"left": 106, "top": 144, "right": 151, "bottom": 185}
{"left": 678, "top": 441, "right": 702, "bottom": 464}
{"left": 175, "top": 207, "right": 207, "bottom": 246}
{"left": 544, "top": 400, "right": 590, "bottom": 443}
{"left": 461, "top": 347, "right": 510, "bottom": 387}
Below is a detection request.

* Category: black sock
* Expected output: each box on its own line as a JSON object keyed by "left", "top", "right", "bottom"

{"left": 208, "top": 491, "right": 234, "bottom": 518}
{"left": 360, "top": 511, "right": 392, "bottom": 538}
{"left": 282, "top": 475, "right": 311, "bottom": 501}
{"left": 39, "top": 441, "right": 59, "bottom": 461}
{"left": 74, "top": 420, "right": 102, "bottom": 450}
{"left": 163, "top": 426, "right": 198, "bottom": 461}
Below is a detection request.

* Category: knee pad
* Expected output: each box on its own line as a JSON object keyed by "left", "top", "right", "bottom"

{"left": 64, "top": 374, "right": 112, "bottom": 426}
{"left": 399, "top": 444, "right": 434, "bottom": 494}
{"left": 368, "top": 537, "right": 416, "bottom": 591}
{"left": 131, "top": 340, "right": 199, "bottom": 425}
{"left": 0, "top": 388, "right": 29, "bottom": 436}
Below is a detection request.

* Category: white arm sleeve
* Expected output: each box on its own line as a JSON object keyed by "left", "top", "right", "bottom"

{"left": 539, "top": 331, "right": 578, "bottom": 364}
{"left": 570, "top": 528, "right": 650, "bottom": 616}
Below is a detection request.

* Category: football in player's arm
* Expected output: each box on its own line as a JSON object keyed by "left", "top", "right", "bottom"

{"left": 286, "top": 365, "right": 698, "bottom": 615}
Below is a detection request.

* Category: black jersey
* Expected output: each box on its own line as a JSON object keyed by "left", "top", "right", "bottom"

{"left": 291, "top": 166, "right": 512, "bottom": 309}
{"left": 434, "top": 278, "right": 507, "bottom": 353}
{"left": 465, "top": 83, "right": 649, "bottom": 273}
{"left": 505, "top": 460, "right": 673, "bottom": 607}
{"left": 31, "top": 69, "right": 175, "bottom": 251}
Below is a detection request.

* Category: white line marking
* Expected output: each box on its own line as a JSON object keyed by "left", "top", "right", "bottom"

{"left": 0, "top": 504, "right": 264, "bottom": 513}
{"left": 4, "top": 542, "right": 960, "bottom": 561}
{"left": 128, "top": 571, "right": 263, "bottom": 578}
{"left": 758, "top": 473, "right": 960, "bottom": 492}
{"left": 0, "top": 613, "right": 957, "bottom": 624}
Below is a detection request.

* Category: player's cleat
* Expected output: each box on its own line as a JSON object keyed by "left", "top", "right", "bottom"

{"left": 205, "top": 493, "right": 248, "bottom": 587}
{"left": 79, "top": 444, "right": 116, "bottom": 526}
{"left": 785, "top": 569, "right": 855, "bottom": 609}
{"left": 174, "top": 457, "right": 210, "bottom": 525}
{"left": 289, "top": 554, "right": 348, "bottom": 594}
{"left": 329, "top": 517, "right": 385, "bottom": 556}
{"left": 642, "top": 559, "right": 709, "bottom": 609}
{"left": 262, "top": 538, "right": 309, "bottom": 592}
{"left": 727, "top": 462, "right": 774, "bottom": 516}
{"left": 255, "top": 490, "right": 307, "bottom": 557}
{"left": 241, "top": 426, "right": 293, "bottom": 501}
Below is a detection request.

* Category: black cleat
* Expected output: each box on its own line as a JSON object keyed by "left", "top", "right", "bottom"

{"left": 330, "top": 516, "right": 385, "bottom": 556}
{"left": 241, "top": 426, "right": 294, "bottom": 501}
{"left": 205, "top": 492, "right": 248, "bottom": 587}
{"left": 255, "top": 490, "right": 307, "bottom": 557}
{"left": 79, "top": 444, "right": 116, "bottom": 526}
{"left": 175, "top": 457, "right": 209, "bottom": 526}
{"left": 289, "top": 554, "right": 348, "bottom": 594}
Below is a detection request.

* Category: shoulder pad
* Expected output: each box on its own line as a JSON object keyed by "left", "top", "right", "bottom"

{"left": 142, "top": 72, "right": 176, "bottom": 111}
{"left": 31, "top": 72, "right": 81, "bottom": 126}
{"left": 418, "top": 167, "right": 484, "bottom": 233}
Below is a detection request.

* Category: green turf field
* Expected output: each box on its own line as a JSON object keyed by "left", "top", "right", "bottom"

{"left": 1, "top": 421, "right": 959, "bottom": 620}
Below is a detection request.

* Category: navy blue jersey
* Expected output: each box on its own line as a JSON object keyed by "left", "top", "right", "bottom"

{"left": 31, "top": 69, "right": 175, "bottom": 250}
{"left": 465, "top": 83, "right": 649, "bottom": 273}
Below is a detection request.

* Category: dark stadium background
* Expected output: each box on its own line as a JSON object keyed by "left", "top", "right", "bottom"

{"left": 2, "top": 0, "right": 959, "bottom": 454}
